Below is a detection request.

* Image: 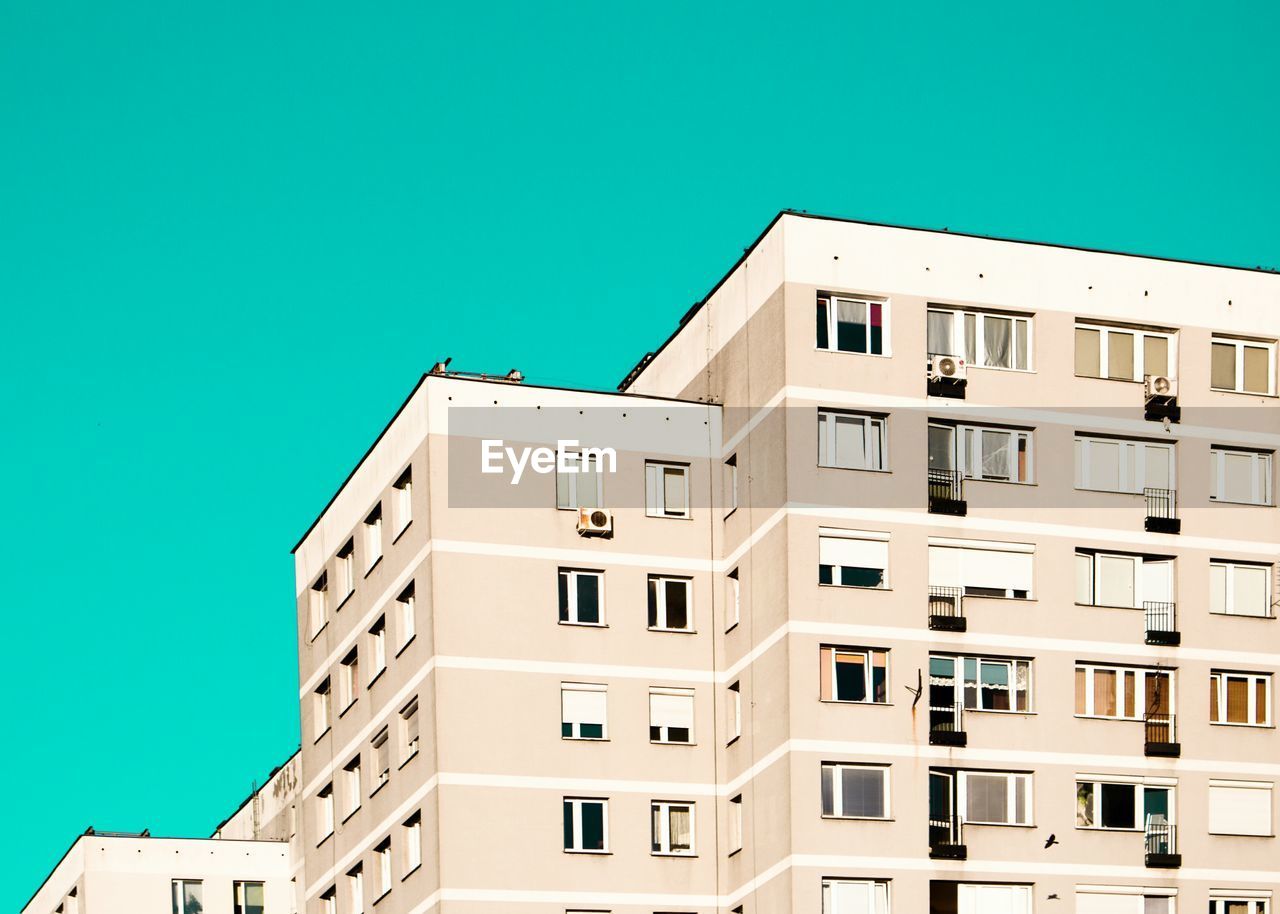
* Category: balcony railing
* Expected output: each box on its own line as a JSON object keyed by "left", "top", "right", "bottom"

{"left": 928, "top": 586, "right": 966, "bottom": 632}
{"left": 1144, "top": 821, "right": 1181, "bottom": 868}
{"left": 929, "top": 701, "right": 966, "bottom": 747}
{"left": 1144, "top": 712, "right": 1180, "bottom": 758}
{"left": 928, "top": 814, "right": 966, "bottom": 859}
{"left": 1144, "top": 601, "right": 1180, "bottom": 646}
{"left": 1144, "top": 487, "right": 1181, "bottom": 534}
{"left": 928, "top": 469, "right": 966, "bottom": 516}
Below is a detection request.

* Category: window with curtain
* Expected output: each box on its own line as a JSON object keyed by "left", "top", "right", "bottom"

{"left": 1210, "top": 560, "right": 1273, "bottom": 617}
{"left": 1210, "top": 671, "right": 1271, "bottom": 726}
{"left": 171, "top": 880, "right": 203, "bottom": 914}
{"left": 645, "top": 461, "right": 690, "bottom": 517}
{"left": 1074, "top": 664, "right": 1172, "bottom": 720}
{"left": 930, "top": 654, "right": 1032, "bottom": 712}
{"left": 1211, "top": 447, "right": 1273, "bottom": 505}
{"left": 1212, "top": 335, "right": 1276, "bottom": 394}
{"left": 820, "top": 646, "right": 889, "bottom": 703}
{"left": 959, "top": 770, "right": 1030, "bottom": 825}
{"left": 403, "top": 812, "right": 423, "bottom": 873}
{"left": 1075, "top": 889, "right": 1175, "bottom": 914}
{"left": 818, "top": 294, "right": 888, "bottom": 355}
{"left": 1076, "top": 778, "right": 1172, "bottom": 831}
{"left": 821, "top": 763, "right": 889, "bottom": 818}
{"left": 1074, "top": 435, "right": 1174, "bottom": 493}
{"left": 929, "top": 423, "right": 1032, "bottom": 482}
{"left": 650, "top": 801, "right": 695, "bottom": 855}
{"left": 819, "top": 528, "right": 889, "bottom": 588}
{"left": 401, "top": 697, "right": 420, "bottom": 759}
{"left": 1211, "top": 895, "right": 1272, "bottom": 914}
{"left": 1074, "top": 321, "right": 1175, "bottom": 381}
{"left": 927, "top": 307, "right": 1032, "bottom": 370}
{"left": 818, "top": 409, "right": 887, "bottom": 470}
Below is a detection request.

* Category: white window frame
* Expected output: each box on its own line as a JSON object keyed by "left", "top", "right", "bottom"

{"left": 1075, "top": 774, "right": 1176, "bottom": 831}
{"left": 1211, "top": 893, "right": 1271, "bottom": 914}
{"left": 818, "top": 410, "right": 888, "bottom": 471}
{"left": 317, "top": 784, "right": 335, "bottom": 841}
{"left": 400, "top": 698, "right": 420, "bottom": 763}
{"left": 396, "top": 583, "right": 416, "bottom": 651}
{"left": 818, "top": 527, "right": 890, "bottom": 589}
{"left": 309, "top": 573, "right": 329, "bottom": 639}
{"left": 320, "top": 889, "right": 336, "bottom": 914}
{"left": 1211, "top": 671, "right": 1272, "bottom": 727}
{"left": 1075, "top": 435, "right": 1176, "bottom": 494}
{"left": 727, "top": 681, "right": 741, "bottom": 744}
{"left": 562, "top": 682, "right": 608, "bottom": 740}
{"left": 337, "top": 540, "right": 355, "bottom": 602}
{"left": 1075, "top": 886, "right": 1178, "bottom": 913}
{"left": 403, "top": 813, "right": 422, "bottom": 874}
{"left": 820, "top": 763, "right": 891, "bottom": 819}
{"left": 372, "top": 728, "right": 390, "bottom": 792}
{"left": 313, "top": 678, "right": 332, "bottom": 741}
{"left": 650, "top": 800, "right": 696, "bottom": 856}
{"left": 363, "top": 505, "right": 383, "bottom": 573}
{"left": 1210, "top": 560, "right": 1274, "bottom": 618}
{"left": 368, "top": 616, "right": 387, "bottom": 683}
{"left": 1212, "top": 335, "right": 1277, "bottom": 395}
{"left": 1075, "top": 664, "right": 1174, "bottom": 720}
{"left": 1074, "top": 321, "right": 1177, "bottom": 381}
{"left": 930, "top": 422, "right": 1033, "bottom": 483}
{"left": 559, "top": 568, "right": 605, "bottom": 626}
{"left": 726, "top": 568, "right": 740, "bottom": 632}
{"left": 645, "top": 461, "right": 690, "bottom": 518}
{"left": 342, "top": 756, "right": 361, "bottom": 819}
{"left": 957, "top": 770, "right": 1032, "bottom": 826}
{"left": 563, "top": 797, "right": 609, "bottom": 853}
{"left": 171, "top": 880, "right": 204, "bottom": 914}
{"left": 648, "top": 575, "right": 694, "bottom": 632}
{"left": 649, "top": 686, "right": 695, "bottom": 744}
{"left": 232, "top": 881, "right": 264, "bottom": 914}
{"left": 375, "top": 839, "right": 392, "bottom": 897}
{"left": 347, "top": 864, "right": 364, "bottom": 914}
{"left": 557, "top": 451, "right": 605, "bottom": 510}
{"left": 1075, "top": 551, "right": 1174, "bottom": 609}
{"left": 724, "top": 453, "right": 738, "bottom": 516}
{"left": 729, "top": 794, "right": 743, "bottom": 854}
{"left": 1211, "top": 447, "right": 1274, "bottom": 505}
{"left": 818, "top": 294, "right": 891, "bottom": 357}
{"left": 339, "top": 649, "right": 359, "bottom": 710}
{"left": 930, "top": 654, "right": 1032, "bottom": 713}
{"left": 928, "top": 306, "right": 1033, "bottom": 371}
{"left": 956, "top": 883, "right": 1032, "bottom": 914}
{"left": 392, "top": 467, "right": 413, "bottom": 536}
{"left": 821, "top": 879, "right": 891, "bottom": 914}
{"left": 823, "top": 646, "right": 890, "bottom": 704}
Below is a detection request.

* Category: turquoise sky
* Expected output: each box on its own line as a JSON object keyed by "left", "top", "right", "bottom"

{"left": 4, "top": 0, "right": 1279, "bottom": 906}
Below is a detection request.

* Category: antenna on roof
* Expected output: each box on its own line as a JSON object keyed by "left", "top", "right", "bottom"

{"left": 430, "top": 357, "right": 453, "bottom": 375}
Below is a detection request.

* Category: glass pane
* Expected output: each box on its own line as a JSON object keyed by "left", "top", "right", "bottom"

{"left": 928, "top": 311, "right": 954, "bottom": 355}
{"left": 1226, "top": 676, "right": 1249, "bottom": 723}
{"left": 964, "top": 312, "right": 977, "bottom": 362}
{"left": 576, "top": 574, "right": 599, "bottom": 624}
{"left": 834, "top": 415, "right": 865, "bottom": 469}
{"left": 1212, "top": 342, "right": 1237, "bottom": 389}
{"left": 184, "top": 884, "right": 203, "bottom": 914}
{"left": 1076, "top": 782, "right": 1095, "bottom": 826}
{"left": 965, "top": 774, "right": 1009, "bottom": 823}
{"left": 1076, "top": 327, "right": 1101, "bottom": 377}
{"left": 1100, "top": 782, "right": 1135, "bottom": 828}
{"left": 669, "top": 806, "right": 691, "bottom": 850}
{"left": 558, "top": 573, "right": 569, "bottom": 622}
{"left": 577, "top": 468, "right": 599, "bottom": 508}
{"left": 816, "top": 299, "right": 829, "bottom": 349}
{"left": 1244, "top": 345, "right": 1270, "bottom": 393}
{"left": 834, "top": 652, "right": 868, "bottom": 702}
{"left": 841, "top": 768, "right": 885, "bottom": 818}
{"left": 664, "top": 580, "right": 688, "bottom": 629}
{"left": 663, "top": 468, "right": 686, "bottom": 514}
{"left": 836, "top": 299, "right": 867, "bottom": 353}
{"left": 1107, "top": 331, "right": 1135, "bottom": 379}
{"left": 928, "top": 425, "right": 955, "bottom": 470}
{"left": 580, "top": 802, "right": 604, "bottom": 850}
{"left": 1144, "top": 335, "right": 1169, "bottom": 378}
{"left": 983, "top": 316, "right": 1013, "bottom": 368}
{"left": 980, "top": 430, "right": 1011, "bottom": 479}
{"left": 980, "top": 661, "right": 1011, "bottom": 710}
{"left": 1015, "top": 319, "right": 1028, "bottom": 369}
{"left": 821, "top": 765, "right": 834, "bottom": 815}
{"left": 1093, "top": 670, "right": 1117, "bottom": 716}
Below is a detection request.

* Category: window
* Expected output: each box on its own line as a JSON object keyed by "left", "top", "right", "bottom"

{"left": 343, "top": 755, "right": 362, "bottom": 818}
{"left": 1075, "top": 776, "right": 1174, "bottom": 830}
{"left": 400, "top": 698, "right": 420, "bottom": 761}
{"left": 820, "top": 646, "right": 889, "bottom": 703}
{"left": 559, "top": 568, "right": 603, "bottom": 625}
{"left": 368, "top": 616, "right": 387, "bottom": 682}
{"left": 818, "top": 293, "right": 889, "bottom": 355}
{"left": 313, "top": 678, "right": 332, "bottom": 740}
{"left": 727, "top": 681, "right": 741, "bottom": 744}
{"left": 818, "top": 410, "right": 887, "bottom": 471}
{"left": 1074, "top": 435, "right": 1174, "bottom": 494}
{"left": 648, "top": 575, "right": 693, "bottom": 631}
{"left": 557, "top": 451, "right": 604, "bottom": 510}
{"left": 649, "top": 687, "right": 694, "bottom": 744}
{"left": 392, "top": 466, "right": 413, "bottom": 536}
{"left": 724, "top": 453, "right": 738, "bottom": 514}
{"left": 372, "top": 728, "right": 390, "bottom": 791}
{"left": 930, "top": 655, "right": 1031, "bottom": 713}
{"left": 317, "top": 784, "right": 335, "bottom": 841}
{"left": 375, "top": 838, "right": 392, "bottom": 897}
{"left": 403, "top": 812, "right": 422, "bottom": 874}
{"left": 233, "top": 882, "right": 264, "bottom": 914}
{"left": 396, "top": 582, "right": 416, "bottom": 650}
{"left": 337, "top": 539, "right": 355, "bottom": 603}
{"left": 563, "top": 798, "right": 608, "bottom": 852}
{"left": 928, "top": 423, "right": 1032, "bottom": 482}
{"left": 347, "top": 864, "right": 364, "bottom": 914}
{"left": 562, "top": 683, "right": 607, "bottom": 739}
{"left": 729, "top": 794, "right": 743, "bottom": 854}
{"left": 958, "top": 770, "right": 1031, "bottom": 825}
{"left": 1075, "top": 551, "right": 1173, "bottom": 608}
{"left": 1212, "top": 894, "right": 1272, "bottom": 914}
{"left": 1210, "top": 780, "right": 1274, "bottom": 836}
{"left": 339, "top": 648, "right": 360, "bottom": 710}
{"left": 1212, "top": 335, "right": 1276, "bottom": 394}
{"left": 1075, "top": 664, "right": 1173, "bottom": 720}
{"left": 1075, "top": 888, "right": 1176, "bottom": 914}
{"left": 1075, "top": 321, "right": 1174, "bottom": 381}
{"left": 363, "top": 504, "right": 383, "bottom": 573}
{"left": 726, "top": 568, "right": 740, "bottom": 631}
{"left": 1210, "top": 560, "right": 1273, "bottom": 617}
{"left": 320, "top": 887, "right": 336, "bottom": 914}
{"left": 822, "top": 879, "right": 890, "bottom": 914}
{"left": 650, "top": 801, "right": 695, "bottom": 855}
{"left": 928, "top": 537, "right": 1033, "bottom": 599}
{"left": 928, "top": 306, "right": 1031, "bottom": 370}
{"left": 821, "top": 763, "right": 889, "bottom": 819}
{"left": 818, "top": 528, "right": 889, "bottom": 588}
{"left": 1211, "top": 671, "right": 1272, "bottom": 726}
{"left": 645, "top": 461, "right": 690, "bottom": 518}
{"left": 1212, "top": 447, "right": 1273, "bottom": 505}
{"left": 309, "top": 572, "right": 329, "bottom": 638}
{"left": 171, "top": 880, "right": 203, "bottom": 914}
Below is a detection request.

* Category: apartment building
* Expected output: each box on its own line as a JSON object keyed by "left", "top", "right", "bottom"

{"left": 288, "top": 212, "right": 1280, "bottom": 914}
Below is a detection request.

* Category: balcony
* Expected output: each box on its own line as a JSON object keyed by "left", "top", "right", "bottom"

{"left": 929, "top": 702, "right": 966, "bottom": 747}
{"left": 1144, "top": 487, "right": 1180, "bottom": 534}
{"left": 1144, "top": 712, "right": 1179, "bottom": 757}
{"left": 1143, "top": 601, "right": 1180, "bottom": 646}
{"left": 928, "top": 586, "right": 966, "bottom": 632}
{"left": 928, "top": 815, "right": 967, "bottom": 860}
{"left": 1144, "top": 820, "right": 1180, "bottom": 868}
{"left": 928, "top": 470, "right": 966, "bottom": 516}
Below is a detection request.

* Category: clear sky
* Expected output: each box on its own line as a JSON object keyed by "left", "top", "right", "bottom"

{"left": 4, "top": 0, "right": 1279, "bottom": 907}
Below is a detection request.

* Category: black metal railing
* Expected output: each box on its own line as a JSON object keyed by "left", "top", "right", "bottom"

{"left": 929, "top": 586, "right": 966, "bottom": 631}
{"left": 928, "top": 814, "right": 966, "bottom": 859}
{"left": 1144, "top": 712, "right": 1179, "bottom": 756}
{"left": 1144, "top": 601, "right": 1179, "bottom": 645}
{"left": 1144, "top": 821, "right": 1180, "bottom": 867}
{"left": 929, "top": 469, "right": 966, "bottom": 515}
{"left": 929, "top": 702, "right": 966, "bottom": 746}
{"left": 1144, "top": 487, "right": 1180, "bottom": 533}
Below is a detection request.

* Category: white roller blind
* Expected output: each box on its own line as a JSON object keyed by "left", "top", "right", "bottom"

{"left": 823, "top": 881, "right": 888, "bottom": 914}
{"left": 1142, "top": 560, "right": 1173, "bottom": 603}
{"left": 959, "top": 884, "right": 1031, "bottom": 914}
{"left": 649, "top": 690, "right": 694, "bottom": 729}
{"left": 1075, "top": 893, "right": 1143, "bottom": 914}
{"left": 1209, "top": 782, "right": 1273, "bottom": 836}
{"left": 820, "top": 530, "right": 888, "bottom": 569}
{"left": 1235, "top": 565, "right": 1269, "bottom": 616}
{"left": 1098, "top": 555, "right": 1137, "bottom": 606}
{"left": 930, "top": 545, "right": 965, "bottom": 587}
{"left": 562, "top": 686, "right": 606, "bottom": 725}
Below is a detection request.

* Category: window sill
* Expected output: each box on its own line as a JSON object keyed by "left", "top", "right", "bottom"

{"left": 814, "top": 347, "right": 893, "bottom": 358}
{"left": 395, "top": 634, "right": 416, "bottom": 658}
{"left": 399, "top": 748, "right": 419, "bottom": 769}
{"left": 966, "top": 364, "right": 1035, "bottom": 375}
{"left": 1077, "top": 826, "right": 1144, "bottom": 833}
{"left": 364, "top": 556, "right": 383, "bottom": 578}
{"left": 310, "top": 622, "right": 329, "bottom": 642}
{"left": 342, "top": 808, "right": 361, "bottom": 825}
{"left": 314, "top": 726, "right": 331, "bottom": 744}
{"left": 821, "top": 815, "right": 894, "bottom": 822}
{"left": 338, "top": 701, "right": 357, "bottom": 719}
{"left": 372, "top": 889, "right": 390, "bottom": 906}
{"left": 1074, "top": 714, "right": 1142, "bottom": 722}
{"left": 1210, "top": 498, "right": 1274, "bottom": 507}
{"left": 559, "top": 621, "right": 608, "bottom": 629}
{"left": 1074, "top": 373, "right": 1146, "bottom": 384}
{"left": 317, "top": 831, "right": 334, "bottom": 848}
{"left": 564, "top": 736, "right": 610, "bottom": 742}
{"left": 368, "top": 668, "right": 387, "bottom": 690}
{"left": 965, "top": 821, "right": 1036, "bottom": 829}
{"left": 564, "top": 849, "right": 612, "bottom": 855}
{"left": 1210, "top": 387, "right": 1277, "bottom": 398}
{"left": 645, "top": 513, "right": 694, "bottom": 521}
{"left": 400, "top": 864, "right": 421, "bottom": 882}
{"left": 651, "top": 852, "right": 698, "bottom": 858}
{"left": 725, "top": 621, "right": 739, "bottom": 634}
{"left": 648, "top": 627, "right": 698, "bottom": 634}
{"left": 371, "top": 779, "right": 389, "bottom": 798}
{"left": 964, "top": 476, "right": 1036, "bottom": 487}
{"left": 1209, "top": 831, "right": 1276, "bottom": 837}
{"left": 650, "top": 740, "right": 696, "bottom": 747}
{"left": 391, "top": 520, "right": 412, "bottom": 545}
{"left": 1210, "top": 721, "right": 1274, "bottom": 729}
{"left": 817, "top": 464, "right": 892, "bottom": 474}
{"left": 819, "top": 699, "right": 893, "bottom": 707}
{"left": 1209, "top": 611, "right": 1275, "bottom": 621}
{"left": 337, "top": 591, "right": 355, "bottom": 612}
{"left": 817, "top": 583, "right": 891, "bottom": 591}
{"left": 1076, "top": 602, "right": 1143, "bottom": 611}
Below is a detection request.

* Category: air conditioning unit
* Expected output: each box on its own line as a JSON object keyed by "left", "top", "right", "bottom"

{"left": 577, "top": 507, "right": 613, "bottom": 537}
{"left": 1144, "top": 375, "right": 1178, "bottom": 399}
{"left": 928, "top": 354, "right": 968, "bottom": 381}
